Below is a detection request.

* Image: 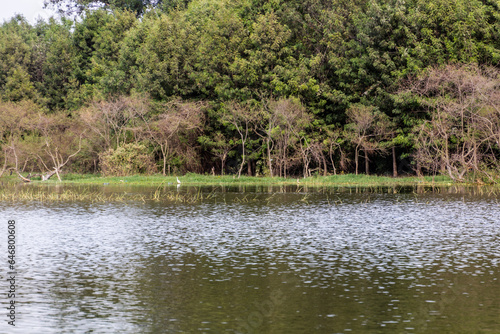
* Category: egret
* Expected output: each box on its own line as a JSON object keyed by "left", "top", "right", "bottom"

{"left": 177, "top": 177, "right": 181, "bottom": 184}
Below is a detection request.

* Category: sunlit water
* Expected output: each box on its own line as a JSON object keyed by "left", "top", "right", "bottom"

{"left": 0, "top": 185, "right": 499, "bottom": 333}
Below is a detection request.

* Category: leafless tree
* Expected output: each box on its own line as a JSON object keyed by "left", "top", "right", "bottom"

{"left": 405, "top": 64, "right": 500, "bottom": 182}
{"left": 210, "top": 132, "right": 236, "bottom": 176}
{"left": 345, "top": 104, "right": 391, "bottom": 175}
{"left": 324, "top": 128, "right": 343, "bottom": 175}
{"left": 80, "top": 95, "right": 149, "bottom": 151}
{"left": 221, "top": 101, "right": 259, "bottom": 178}
{"left": 0, "top": 100, "right": 38, "bottom": 179}
{"left": 140, "top": 99, "right": 205, "bottom": 175}
{"left": 264, "top": 98, "right": 312, "bottom": 178}
{"left": 34, "top": 113, "right": 84, "bottom": 181}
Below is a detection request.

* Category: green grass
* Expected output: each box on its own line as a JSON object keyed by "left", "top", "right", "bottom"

{"left": 2, "top": 173, "right": 498, "bottom": 203}
{"left": 1, "top": 172, "right": 459, "bottom": 187}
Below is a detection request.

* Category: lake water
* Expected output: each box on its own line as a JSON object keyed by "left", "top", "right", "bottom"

{"left": 1, "top": 184, "right": 499, "bottom": 333}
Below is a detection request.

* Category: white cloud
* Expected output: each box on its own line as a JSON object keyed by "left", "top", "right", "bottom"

{"left": 1, "top": 0, "right": 58, "bottom": 24}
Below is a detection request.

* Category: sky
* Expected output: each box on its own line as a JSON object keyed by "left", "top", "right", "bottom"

{"left": 1, "top": 0, "right": 59, "bottom": 24}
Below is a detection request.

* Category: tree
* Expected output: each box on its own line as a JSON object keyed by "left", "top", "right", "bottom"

{"left": 220, "top": 101, "right": 260, "bottom": 178}
{"left": 405, "top": 64, "right": 500, "bottom": 182}
{"left": 80, "top": 95, "right": 148, "bottom": 151}
{"left": 128, "top": 10, "right": 196, "bottom": 100}
{"left": 198, "top": 132, "right": 236, "bottom": 175}
{"left": 35, "top": 18, "right": 79, "bottom": 110}
{"left": 345, "top": 104, "right": 392, "bottom": 175}
{"left": 0, "top": 17, "right": 44, "bottom": 105}
{"left": 260, "top": 98, "right": 312, "bottom": 178}
{"left": 71, "top": 9, "right": 137, "bottom": 100}
{"left": 0, "top": 16, "right": 35, "bottom": 88}
{"left": 2, "top": 65, "right": 40, "bottom": 103}
{"left": 323, "top": 127, "right": 344, "bottom": 176}
{"left": 33, "top": 113, "right": 85, "bottom": 181}
{"left": 186, "top": 0, "right": 251, "bottom": 101}
{"left": 99, "top": 142, "right": 156, "bottom": 176}
{"left": 139, "top": 99, "right": 205, "bottom": 175}
{"left": 0, "top": 100, "right": 38, "bottom": 177}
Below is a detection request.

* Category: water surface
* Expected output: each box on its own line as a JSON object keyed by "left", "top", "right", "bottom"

{"left": 1, "top": 185, "right": 499, "bottom": 333}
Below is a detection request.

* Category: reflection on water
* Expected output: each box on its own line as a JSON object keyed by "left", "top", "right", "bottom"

{"left": 1, "top": 185, "right": 499, "bottom": 333}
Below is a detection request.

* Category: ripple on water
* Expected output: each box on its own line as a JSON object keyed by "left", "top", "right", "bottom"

{"left": 1, "top": 190, "right": 499, "bottom": 333}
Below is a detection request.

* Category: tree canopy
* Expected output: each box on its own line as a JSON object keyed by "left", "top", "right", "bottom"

{"left": 1, "top": 0, "right": 500, "bottom": 181}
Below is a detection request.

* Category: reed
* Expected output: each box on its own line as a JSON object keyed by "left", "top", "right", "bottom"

{"left": 2, "top": 173, "right": 498, "bottom": 204}
{"left": 0, "top": 185, "right": 217, "bottom": 204}
{"left": 0, "top": 187, "right": 137, "bottom": 203}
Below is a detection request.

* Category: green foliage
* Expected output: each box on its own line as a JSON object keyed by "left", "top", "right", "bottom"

{"left": 2, "top": 66, "right": 39, "bottom": 102}
{"left": 0, "top": 16, "right": 35, "bottom": 87}
{"left": 72, "top": 9, "right": 137, "bottom": 99}
{"left": 99, "top": 142, "right": 157, "bottom": 176}
{"left": 35, "top": 19, "right": 78, "bottom": 109}
{"left": 0, "top": 0, "right": 499, "bottom": 180}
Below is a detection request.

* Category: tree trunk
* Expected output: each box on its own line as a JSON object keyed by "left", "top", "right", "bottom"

{"left": 443, "top": 136, "right": 449, "bottom": 173}
{"left": 392, "top": 146, "right": 398, "bottom": 178}
{"left": 473, "top": 141, "right": 478, "bottom": 172}
{"left": 247, "top": 159, "right": 253, "bottom": 176}
{"left": 323, "top": 155, "right": 327, "bottom": 176}
{"left": 355, "top": 147, "right": 359, "bottom": 175}
{"left": 283, "top": 151, "right": 287, "bottom": 178}
{"left": 41, "top": 169, "right": 58, "bottom": 181}
{"left": 237, "top": 144, "right": 245, "bottom": 179}
{"left": 0, "top": 154, "right": 7, "bottom": 177}
{"left": 54, "top": 168, "right": 62, "bottom": 182}
{"left": 266, "top": 138, "right": 273, "bottom": 177}
{"left": 329, "top": 149, "right": 337, "bottom": 175}
{"left": 160, "top": 144, "right": 167, "bottom": 176}
{"left": 364, "top": 149, "right": 369, "bottom": 175}
{"left": 14, "top": 170, "right": 31, "bottom": 183}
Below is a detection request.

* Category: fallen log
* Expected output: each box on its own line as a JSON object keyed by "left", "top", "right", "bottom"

{"left": 14, "top": 170, "right": 31, "bottom": 183}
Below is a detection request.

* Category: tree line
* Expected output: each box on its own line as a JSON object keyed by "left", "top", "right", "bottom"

{"left": 1, "top": 0, "right": 499, "bottom": 181}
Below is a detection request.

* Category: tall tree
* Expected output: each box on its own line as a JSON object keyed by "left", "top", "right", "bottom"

{"left": 406, "top": 64, "right": 500, "bottom": 182}
{"left": 0, "top": 100, "right": 38, "bottom": 176}
{"left": 345, "top": 104, "right": 392, "bottom": 175}
{"left": 139, "top": 100, "right": 205, "bottom": 175}
{"left": 34, "top": 113, "right": 85, "bottom": 181}
{"left": 221, "top": 101, "right": 259, "bottom": 178}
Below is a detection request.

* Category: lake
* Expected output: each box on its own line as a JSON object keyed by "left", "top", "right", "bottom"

{"left": 1, "top": 184, "right": 499, "bottom": 333}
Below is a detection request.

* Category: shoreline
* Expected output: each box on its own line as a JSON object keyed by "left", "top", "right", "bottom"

{"left": 1, "top": 173, "right": 478, "bottom": 187}
{"left": 2, "top": 173, "right": 498, "bottom": 203}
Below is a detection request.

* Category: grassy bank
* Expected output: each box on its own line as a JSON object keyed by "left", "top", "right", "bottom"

{"left": 2, "top": 173, "right": 457, "bottom": 187}
{"left": 2, "top": 173, "right": 498, "bottom": 204}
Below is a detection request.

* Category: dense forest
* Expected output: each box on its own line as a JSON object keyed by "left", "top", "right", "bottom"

{"left": 1, "top": 0, "right": 499, "bottom": 182}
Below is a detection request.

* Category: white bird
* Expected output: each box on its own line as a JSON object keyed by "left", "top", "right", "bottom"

{"left": 176, "top": 177, "right": 181, "bottom": 184}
